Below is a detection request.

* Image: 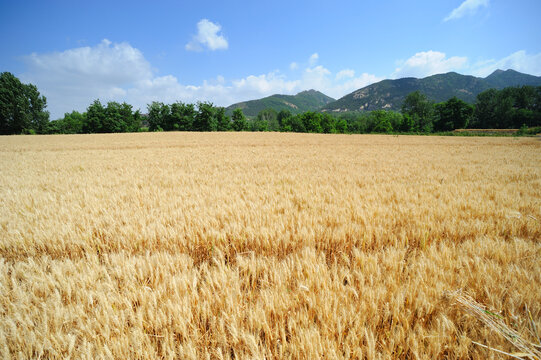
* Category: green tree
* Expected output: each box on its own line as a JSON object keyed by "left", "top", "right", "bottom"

{"left": 0, "top": 72, "right": 49, "bottom": 134}
{"left": 100, "top": 101, "right": 125, "bottom": 133}
{"left": 509, "top": 86, "right": 539, "bottom": 128}
{"left": 399, "top": 114, "right": 416, "bottom": 132}
{"left": 513, "top": 108, "right": 535, "bottom": 129}
{"left": 170, "top": 102, "right": 195, "bottom": 131}
{"left": 124, "top": 105, "right": 142, "bottom": 132}
{"left": 277, "top": 109, "right": 292, "bottom": 131}
{"left": 370, "top": 110, "right": 393, "bottom": 133}
{"left": 216, "top": 107, "right": 231, "bottom": 131}
{"left": 44, "top": 119, "right": 63, "bottom": 134}
{"left": 387, "top": 111, "right": 404, "bottom": 132}
{"left": 299, "top": 112, "right": 322, "bottom": 133}
{"left": 339, "top": 112, "right": 369, "bottom": 133}
{"left": 250, "top": 117, "right": 268, "bottom": 131}
{"left": 401, "top": 91, "right": 434, "bottom": 132}
{"left": 494, "top": 90, "right": 514, "bottom": 128}
{"left": 289, "top": 116, "right": 306, "bottom": 132}
{"left": 55, "top": 111, "right": 85, "bottom": 134}
{"left": 473, "top": 86, "right": 541, "bottom": 129}
{"left": 84, "top": 99, "right": 106, "bottom": 133}
{"left": 320, "top": 113, "right": 336, "bottom": 133}
{"left": 434, "top": 97, "right": 473, "bottom": 131}
{"left": 147, "top": 102, "right": 169, "bottom": 131}
{"left": 499, "top": 86, "right": 541, "bottom": 128}
{"left": 472, "top": 89, "right": 497, "bottom": 129}
{"left": 25, "top": 84, "right": 49, "bottom": 133}
{"left": 194, "top": 102, "right": 217, "bottom": 131}
{"left": 231, "top": 108, "right": 248, "bottom": 131}
{"left": 280, "top": 114, "right": 306, "bottom": 132}
{"left": 256, "top": 108, "right": 279, "bottom": 131}
{"left": 335, "top": 118, "right": 348, "bottom": 133}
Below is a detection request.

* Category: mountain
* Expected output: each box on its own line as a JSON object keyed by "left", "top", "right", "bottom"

{"left": 322, "top": 69, "right": 541, "bottom": 113}
{"left": 225, "top": 90, "right": 335, "bottom": 117}
{"left": 484, "top": 69, "right": 541, "bottom": 88}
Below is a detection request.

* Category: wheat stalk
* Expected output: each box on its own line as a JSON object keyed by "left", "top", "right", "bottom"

{"left": 446, "top": 290, "right": 541, "bottom": 359}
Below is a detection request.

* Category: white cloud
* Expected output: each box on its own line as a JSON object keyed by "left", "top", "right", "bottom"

{"left": 444, "top": 0, "right": 489, "bottom": 21}
{"left": 22, "top": 40, "right": 385, "bottom": 118}
{"left": 336, "top": 69, "right": 355, "bottom": 80}
{"left": 21, "top": 39, "right": 304, "bottom": 117}
{"left": 309, "top": 53, "right": 319, "bottom": 66}
{"left": 22, "top": 39, "right": 154, "bottom": 118}
{"left": 231, "top": 72, "right": 299, "bottom": 97}
{"left": 185, "top": 19, "right": 228, "bottom": 51}
{"left": 126, "top": 75, "right": 192, "bottom": 105}
{"left": 471, "top": 50, "right": 541, "bottom": 77}
{"left": 24, "top": 39, "right": 152, "bottom": 85}
{"left": 289, "top": 62, "right": 299, "bottom": 70}
{"left": 299, "top": 65, "right": 332, "bottom": 94}
{"left": 296, "top": 65, "right": 382, "bottom": 99}
{"left": 390, "top": 49, "right": 541, "bottom": 80}
{"left": 21, "top": 36, "right": 541, "bottom": 121}
{"left": 391, "top": 51, "right": 467, "bottom": 78}
{"left": 304, "top": 65, "right": 330, "bottom": 79}
{"left": 330, "top": 73, "right": 383, "bottom": 99}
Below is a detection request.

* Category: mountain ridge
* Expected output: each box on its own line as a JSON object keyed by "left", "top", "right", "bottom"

{"left": 225, "top": 89, "right": 335, "bottom": 117}
{"left": 322, "top": 69, "right": 541, "bottom": 112}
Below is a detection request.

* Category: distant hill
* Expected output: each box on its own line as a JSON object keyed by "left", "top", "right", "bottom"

{"left": 225, "top": 90, "right": 335, "bottom": 117}
{"left": 322, "top": 69, "right": 541, "bottom": 112}
{"left": 484, "top": 69, "right": 541, "bottom": 88}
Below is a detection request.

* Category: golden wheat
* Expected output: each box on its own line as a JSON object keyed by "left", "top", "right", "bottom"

{"left": 0, "top": 132, "right": 539, "bottom": 359}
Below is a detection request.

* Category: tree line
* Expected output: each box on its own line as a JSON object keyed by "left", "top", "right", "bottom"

{"left": 1, "top": 71, "right": 540, "bottom": 135}
{"left": 0, "top": 72, "right": 49, "bottom": 134}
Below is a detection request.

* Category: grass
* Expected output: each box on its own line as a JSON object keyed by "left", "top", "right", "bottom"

{"left": 0, "top": 132, "right": 540, "bottom": 359}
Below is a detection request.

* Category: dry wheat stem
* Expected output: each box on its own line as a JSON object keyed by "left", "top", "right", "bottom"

{"left": 447, "top": 290, "right": 541, "bottom": 359}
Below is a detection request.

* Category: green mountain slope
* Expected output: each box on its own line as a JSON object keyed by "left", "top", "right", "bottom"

{"left": 322, "top": 69, "right": 541, "bottom": 112}
{"left": 484, "top": 69, "right": 541, "bottom": 88}
{"left": 225, "top": 90, "right": 335, "bottom": 117}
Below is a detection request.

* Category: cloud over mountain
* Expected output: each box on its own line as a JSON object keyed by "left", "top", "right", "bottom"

{"left": 392, "top": 51, "right": 468, "bottom": 78}
{"left": 21, "top": 38, "right": 541, "bottom": 119}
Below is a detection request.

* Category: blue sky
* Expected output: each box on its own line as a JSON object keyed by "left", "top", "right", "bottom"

{"left": 1, "top": 0, "right": 540, "bottom": 119}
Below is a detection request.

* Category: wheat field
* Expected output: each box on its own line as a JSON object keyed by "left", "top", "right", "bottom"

{"left": 0, "top": 132, "right": 540, "bottom": 359}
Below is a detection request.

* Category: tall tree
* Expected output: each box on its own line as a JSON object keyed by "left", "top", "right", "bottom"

{"left": 401, "top": 91, "right": 434, "bottom": 132}
{"left": 58, "top": 111, "right": 85, "bottom": 134}
{"left": 120, "top": 102, "right": 141, "bottom": 132}
{"left": 335, "top": 118, "right": 348, "bottom": 133}
{"left": 370, "top": 110, "right": 393, "bottom": 133}
{"left": 231, "top": 108, "right": 248, "bottom": 131}
{"left": 170, "top": 102, "right": 195, "bottom": 131}
{"left": 0, "top": 72, "right": 49, "bottom": 134}
{"left": 216, "top": 107, "right": 231, "bottom": 131}
{"left": 257, "top": 108, "right": 279, "bottom": 131}
{"left": 194, "top": 102, "right": 217, "bottom": 131}
{"left": 277, "top": 109, "right": 292, "bottom": 131}
{"left": 103, "top": 102, "right": 126, "bottom": 133}
{"left": 434, "top": 97, "right": 473, "bottom": 131}
{"left": 299, "top": 112, "right": 322, "bottom": 133}
{"left": 147, "top": 102, "right": 169, "bottom": 131}
{"left": 473, "top": 86, "right": 541, "bottom": 129}
{"left": 84, "top": 99, "right": 106, "bottom": 133}
{"left": 320, "top": 113, "right": 336, "bottom": 133}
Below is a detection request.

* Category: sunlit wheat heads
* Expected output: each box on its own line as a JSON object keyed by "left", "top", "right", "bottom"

{"left": 0, "top": 132, "right": 539, "bottom": 359}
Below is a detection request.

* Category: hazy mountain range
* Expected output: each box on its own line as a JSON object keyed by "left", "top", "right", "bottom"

{"left": 226, "top": 69, "right": 541, "bottom": 114}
